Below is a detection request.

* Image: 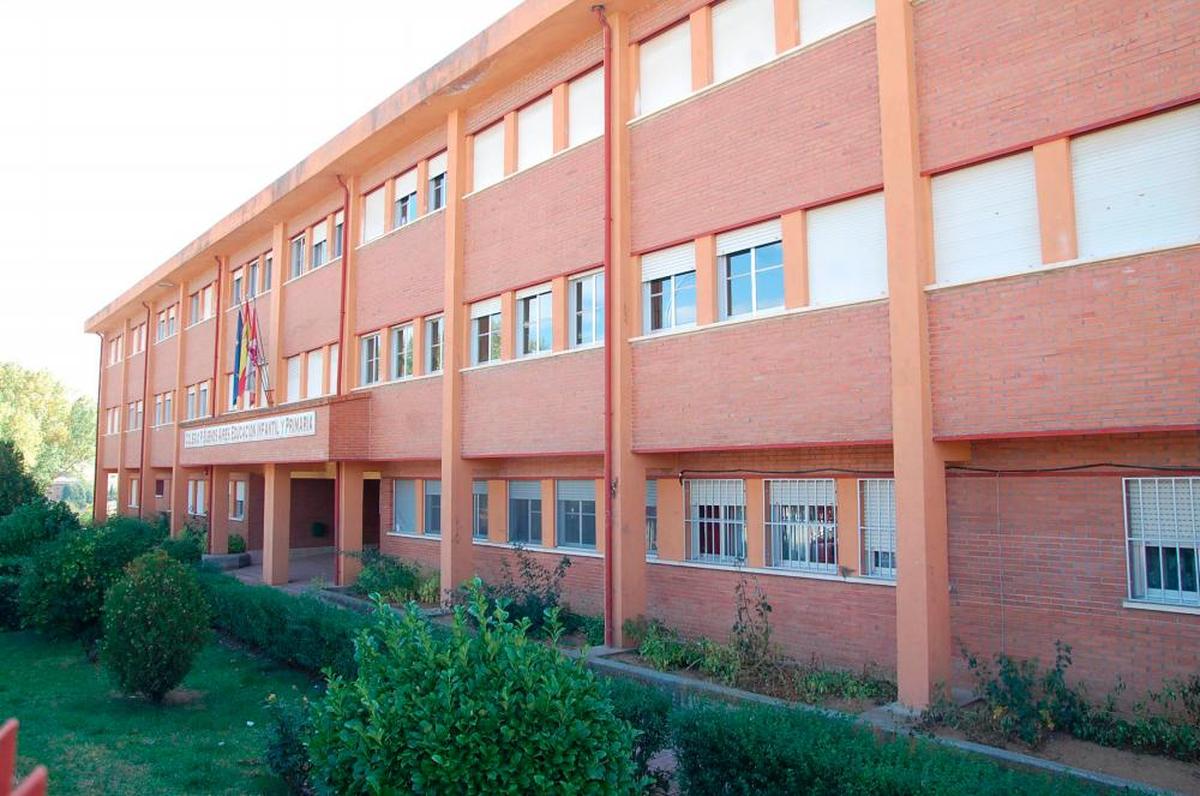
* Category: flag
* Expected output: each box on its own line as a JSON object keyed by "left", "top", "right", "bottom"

{"left": 233, "top": 304, "right": 249, "bottom": 405}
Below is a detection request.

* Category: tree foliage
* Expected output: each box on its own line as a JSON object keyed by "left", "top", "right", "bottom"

{"left": 0, "top": 440, "right": 40, "bottom": 518}
{"left": 0, "top": 362, "right": 96, "bottom": 488}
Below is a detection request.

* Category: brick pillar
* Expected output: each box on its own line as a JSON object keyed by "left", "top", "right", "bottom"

{"left": 262, "top": 464, "right": 292, "bottom": 585}
{"left": 209, "top": 467, "right": 230, "bottom": 555}
{"left": 336, "top": 462, "right": 365, "bottom": 586}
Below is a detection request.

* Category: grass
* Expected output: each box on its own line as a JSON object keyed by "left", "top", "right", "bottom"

{"left": 0, "top": 630, "right": 319, "bottom": 795}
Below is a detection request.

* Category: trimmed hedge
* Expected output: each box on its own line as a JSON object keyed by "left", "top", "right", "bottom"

{"left": 197, "top": 570, "right": 367, "bottom": 677}
{"left": 672, "top": 703, "right": 1108, "bottom": 795}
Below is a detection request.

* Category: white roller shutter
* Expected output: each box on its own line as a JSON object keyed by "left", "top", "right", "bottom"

{"left": 568, "top": 68, "right": 604, "bottom": 146}
{"left": 646, "top": 479, "right": 658, "bottom": 507}
{"left": 932, "top": 151, "right": 1042, "bottom": 285}
{"left": 767, "top": 478, "right": 835, "bottom": 507}
{"left": 688, "top": 478, "right": 744, "bottom": 506}
{"left": 807, "top": 191, "right": 887, "bottom": 305}
{"left": 717, "top": 219, "right": 782, "bottom": 255}
{"left": 1072, "top": 104, "right": 1200, "bottom": 260}
{"left": 286, "top": 356, "right": 301, "bottom": 402}
{"left": 712, "top": 0, "right": 776, "bottom": 83}
{"left": 800, "top": 0, "right": 875, "bottom": 46}
{"left": 393, "top": 480, "right": 416, "bottom": 532}
{"left": 362, "top": 187, "right": 385, "bottom": 242}
{"left": 427, "top": 151, "right": 447, "bottom": 179}
{"left": 638, "top": 22, "right": 691, "bottom": 116}
{"left": 641, "top": 242, "right": 696, "bottom": 281}
{"left": 509, "top": 480, "right": 541, "bottom": 500}
{"left": 311, "top": 217, "right": 328, "bottom": 246}
{"left": 472, "top": 122, "right": 505, "bottom": 191}
{"left": 306, "top": 349, "right": 324, "bottom": 397}
{"left": 394, "top": 168, "right": 417, "bottom": 197}
{"left": 473, "top": 480, "right": 488, "bottom": 496}
{"left": 518, "top": 95, "right": 554, "bottom": 170}
{"left": 470, "top": 297, "right": 501, "bottom": 319}
{"left": 424, "top": 479, "right": 442, "bottom": 496}
{"left": 557, "top": 480, "right": 596, "bottom": 501}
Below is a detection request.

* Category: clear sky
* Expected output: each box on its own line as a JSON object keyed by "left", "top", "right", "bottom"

{"left": 0, "top": 0, "right": 521, "bottom": 400}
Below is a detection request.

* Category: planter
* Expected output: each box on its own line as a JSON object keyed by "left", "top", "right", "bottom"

{"left": 202, "top": 552, "right": 252, "bottom": 571}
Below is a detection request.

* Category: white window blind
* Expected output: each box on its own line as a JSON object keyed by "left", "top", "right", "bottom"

{"left": 393, "top": 479, "right": 416, "bottom": 532}
{"left": 311, "top": 218, "right": 328, "bottom": 246}
{"left": 932, "top": 151, "right": 1042, "bottom": 285}
{"left": 306, "top": 349, "right": 324, "bottom": 397}
{"left": 395, "top": 168, "right": 417, "bottom": 198}
{"left": 646, "top": 479, "right": 658, "bottom": 507}
{"left": 286, "top": 357, "right": 301, "bottom": 402}
{"left": 362, "top": 187, "right": 385, "bottom": 242}
{"left": 329, "top": 344, "right": 339, "bottom": 391}
{"left": 428, "top": 151, "right": 448, "bottom": 179}
{"left": 518, "top": 95, "right": 554, "bottom": 170}
{"left": 689, "top": 478, "right": 745, "bottom": 506}
{"left": 557, "top": 480, "right": 595, "bottom": 501}
{"left": 800, "top": 0, "right": 875, "bottom": 46}
{"left": 472, "top": 122, "right": 505, "bottom": 191}
{"left": 470, "top": 297, "right": 501, "bottom": 319}
{"left": 1072, "top": 105, "right": 1200, "bottom": 261}
{"left": 642, "top": 242, "right": 697, "bottom": 282}
{"left": 717, "top": 219, "right": 782, "bottom": 255}
{"left": 712, "top": 0, "right": 776, "bottom": 84}
{"left": 425, "top": 479, "right": 442, "bottom": 496}
{"left": 509, "top": 480, "right": 541, "bottom": 500}
{"left": 473, "top": 480, "right": 488, "bottom": 496}
{"left": 568, "top": 68, "right": 604, "bottom": 146}
{"left": 638, "top": 22, "right": 691, "bottom": 116}
{"left": 807, "top": 191, "right": 887, "bottom": 305}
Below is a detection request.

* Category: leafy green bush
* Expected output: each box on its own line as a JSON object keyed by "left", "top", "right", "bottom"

{"left": 793, "top": 664, "right": 898, "bottom": 704}
{"left": 19, "top": 516, "right": 165, "bottom": 640}
{"left": 0, "top": 498, "right": 81, "bottom": 557}
{"left": 198, "top": 570, "right": 366, "bottom": 677}
{"left": 0, "top": 556, "right": 23, "bottom": 629}
{"left": 603, "top": 677, "right": 672, "bottom": 783}
{"left": 348, "top": 549, "right": 422, "bottom": 603}
{"left": 565, "top": 612, "right": 606, "bottom": 646}
{"left": 672, "top": 702, "right": 1106, "bottom": 795}
{"left": 416, "top": 570, "right": 440, "bottom": 605}
{"left": 632, "top": 619, "right": 739, "bottom": 685}
{"left": 307, "top": 580, "right": 642, "bottom": 794}
{"left": 227, "top": 534, "right": 247, "bottom": 555}
{"left": 479, "top": 546, "right": 571, "bottom": 636}
{"left": 101, "top": 549, "right": 211, "bottom": 701}
{"left": 161, "top": 525, "right": 206, "bottom": 566}
{"left": 265, "top": 694, "right": 313, "bottom": 795}
{"left": 0, "top": 440, "right": 40, "bottom": 520}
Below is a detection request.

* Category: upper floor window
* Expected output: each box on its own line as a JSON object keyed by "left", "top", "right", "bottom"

{"left": 263, "top": 253, "right": 273, "bottom": 291}
{"left": 108, "top": 335, "right": 123, "bottom": 366}
{"left": 428, "top": 152, "right": 448, "bottom": 212}
{"left": 126, "top": 400, "right": 143, "bottom": 431}
{"left": 189, "top": 284, "right": 214, "bottom": 325}
{"left": 686, "top": 479, "right": 746, "bottom": 564}
{"left": 363, "top": 186, "right": 386, "bottom": 242}
{"left": 289, "top": 233, "right": 306, "bottom": 279}
{"left": 394, "top": 169, "right": 418, "bottom": 228}
{"left": 517, "top": 285, "right": 552, "bottom": 357}
{"left": 424, "top": 479, "right": 442, "bottom": 536}
{"left": 333, "top": 211, "right": 345, "bottom": 259}
{"left": 568, "top": 68, "right": 604, "bottom": 146}
{"left": 718, "top": 221, "right": 784, "bottom": 319}
{"left": 130, "top": 323, "right": 146, "bottom": 355}
{"left": 470, "top": 299, "right": 502, "bottom": 365}
{"left": 1126, "top": 478, "right": 1199, "bottom": 608}
{"left": 800, "top": 0, "right": 875, "bottom": 47}
{"left": 765, "top": 479, "right": 837, "bottom": 572}
{"left": 807, "top": 192, "right": 888, "bottom": 306}
{"left": 508, "top": 480, "right": 542, "bottom": 544}
{"left": 556, "top": 480, "right": 597, "bottom": 549}
{"left": 185, "top": 380, "right": 210, "bottom": 420}
{"left": 569, "top": 270, "right": 604, "bottom": 348}
{"left": 642, "top": 242, "right": 697, "bottom": 334}
{"left": 517, "top": 95, "right": 553, "bottom": 171}
{"left": 153, "top": 391, "right": 174, "bottom": 426}
{"left": 360, "top": 333, "right": 381, "bottom": 386}
{"left": 231, "top": 268, "right": 244, "bottom": 305}
{"left": 391, "top": 323, "right": 414, "bottom": 380}
{"left": 711, "top": 0, "right": 775, "bottom": 84}
{"left": 286, "top": 355, "right": 301, "bottom": 402}
{"left": 247, "top": 260, "right": 260, "bottom": 298}
{"left": 155, "top": 305, "right": 178, "bottom": 342}
{"left": 425, "top": 316, "right": 444, "bottom": 374}
{"left": 105, "top": 407, "right": 120, "bottom": 435}
{"left": 637, "top": 21, "right": 691, "bottom": 116}
{"left": 472, "top": 480, "right": 489, "bottom": 539}
{"left": 472, "top": 123, "right": 505, "bottom": 192}
{"left": 859, "top": 478, "right": 896, "bottom": 579}
{"left": 311, "top": 219, "right": 328, "bottom": 269}
{"left": 306, "top": 348, "right": 325, "bottom": 398}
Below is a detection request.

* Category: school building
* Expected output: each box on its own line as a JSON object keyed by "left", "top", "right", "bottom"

{"left": 85, "top": 0, "right": 1200, "bottom": 707}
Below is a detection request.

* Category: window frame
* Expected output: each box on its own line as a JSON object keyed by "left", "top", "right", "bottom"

{"left": 508, "top": 482, "right": 543, "bottom": 545}
{"left": 685, "top": 479, "right": 746, "bottom": 564}
{"left": 229, "top": 479, "right": 247, "bottom": 521}
{"left": 289, "top": 233, "right": 307, "bottom": 279}
{"left": 423, "top": 480, "right": 442, "bottom": 537}
{"left": 764, "top": 479, "right": 838, "bottom": 573}
{"left": 359, "top": 333, "right": 381, "bottom": 386}
{"left": 425, "top": 315, "right": 444, "bottom": 374}
{"left": 390, "top": 323, "right": 415, "bottom": 380}
{"left": 859, "top": 478, "right": 897, "bottom": 580}
{"left": 568, "top": 270, "right": 605, "bottom": 348}
{"left": 556, "top": 480, "right": 597, "bottom": 549}
{"left": 472, "top": 480, "right": 489, "bottom": 539}
{"left": 472, "top": 312, "right": 502, "bottom": 365}
{"left": 516, "top": 286, "right": 553, "bottom": 358}
{"left": 719, "top": 239, "right": 784, "bottom": 320}
{"left": 1124, "top": 477, "right": 1200, "bottom": 608}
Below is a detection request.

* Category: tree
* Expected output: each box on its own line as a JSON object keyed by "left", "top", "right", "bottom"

{"left": 0, "top": 440, "right": 40, "bottom": 518}
{"left": 0, "top": 362, "right": 96, "bottom": 488}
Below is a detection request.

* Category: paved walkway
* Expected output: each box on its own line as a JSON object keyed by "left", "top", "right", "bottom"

{"left": 231, "top": 547, "right": 336, "bottom": 586}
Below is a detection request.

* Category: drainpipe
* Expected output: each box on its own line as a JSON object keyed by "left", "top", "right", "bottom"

{"left": 211, "top": 255, "right": 224, "bottom": 417}
{"left": 137, "top": 301, "right": 152, "bottom": 520}
{"left": 333, "top": 176, "right": 352, "bottom": 583}
{"left": 92, "top": 332, "right": 106, "bottom": 524}
{"left": 593, "top": 3, "right": 615, "bottom": 647}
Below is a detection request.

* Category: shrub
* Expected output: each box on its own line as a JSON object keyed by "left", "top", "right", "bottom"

{"left": 0, "top": 498, "right": 81, "bottom": 557}
{"left": 101, "top": 549, "right": 211, "bottom": 701}
{"left": 265, "top": 694, "right": 313, "bottom": 795}
{"left": 672, "top": 703, "right": 1105, "bottom": 796}
{"left": 227, "top": 534, "right": 247, "bottom": 555}
{"left": 792, "top": 663, "right": 898, "bottom": 705}
{"left": 348, "top": 549, "right": 422, "bottom": 603}
{"left": 565, "top": 612, "right": 606, "bottom": 646}
{"left": 198, "top": 570, "right": 366, "bottom": 677}
{"left": 479, "top": 546, "right": 572, "bottom": 636}
{"left": 307, "top": 580, "right": 642, "bottom": 794}
{"left": 0, "top": 556, "right": 23, "bottom": 629}
{"left": 161, "top": 525, "right": 206, "bottom": 566}
{"left": 416, "top": 570, "right": 440, "bottom": 605}
{"left": 19, "top": 516, "right": 165, "bottom": 640}
{"left": 0, "top": 440, "right": 40, "bottom": 520}
{"left": 603, "top": 677, "right": 672, "bottom": 783}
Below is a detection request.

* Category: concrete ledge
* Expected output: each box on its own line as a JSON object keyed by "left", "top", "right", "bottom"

{"left": 201, "top": 552, "right": 252, "bottom": 571}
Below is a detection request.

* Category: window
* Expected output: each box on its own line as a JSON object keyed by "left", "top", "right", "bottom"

{"left": 187, "top": 478, "right": 207, "bottom": 517}
{"left": 108, "top": 335, "right": 123, "bottom": 365}
{"left": 568, "top": 68, "right": 604, "bottom": 146}
{"left": 230, "top": 480, "right": 247, "bottom": 521}
{"left": 247, "top": 260, "right": 260, "bottom": 298}
{"left": 155, "top": 306, "right": 178, "bottom": 341}
{"left": 391, "top": 324, "right": 414, "bottom": 380}
{"left": 557, "top": 480, "right": 597, "bottom": 549}
{"left": 1072, "top": 105, "right": 1200, "bottom": 261}
{"left": 306, "top": 348, "right": 325, "bottom": 398}
{"left": 197, "top": 381, "right": 209, "bottom": 418}
{"left": 263, "top": 254, "right": 273, "bottom": 291}
{"left": 859, "top": 479, "right": 896, "bottom": 579}
{"left": 508, "top": 481, "right": 542, "bottom": 544}
{"left": 517, "top": 95, "right": 553, "bottom": 171}
{"left": 359, "top": 333, "right": 381, "bottom": 385}
{"left": 105, "top": 407, "right": 120, "bottom": 435}
{"left": 472, "top": 480, "right": 489, "bottom": 539}
{"left": 932, "top": 151, "right": 1041, "bottom": 285}
{"left": 646, "top": 480, "right": 658, "bottom": 557}
{"left": 470, "top": 299, "right": 502, "bottom": 365}
{"left": 363, "top": 186, "right": 386, "bottom": 242}
{"left": 231, "top": 268, "right": 244, "bottom": 305}
{"left": 428, "top": 152, "right": 448, "bottom": 212}
{"left": 333, "top": 211, "right": 345, "bottom": 259}
{"left": 569, "top": 270, "right": 604, "bottom": 348}
{"left": 807, "top": 192, "right": 888, "bottom": 305}
{"left": 425, "top": 316, "right": 444, "bottom": 374}
{"left": 800, "top": 0, "right": 875, "bottom": 46}
{"left": 712, "top": 0, "right": 775, "bottom": 84}
{"left": 718, "top": 220, "right": 784, "bottom": 319}
{"left": 637, "top": 21, "right": 691, "bottom": 116}
{"left": 153, "top": 391, "right": 173, "bottom": 426}
{"left": 130, "top": 323, "right": 146, "bottom": 355}
{"left": 329, "top": 343, "right": 339, "bottom": 394}
{"left": 129, "top": 477, "right": 139, "bottom": 509}
{"left": 424, "top": 480, "right": 442, "bottom": 536}
{"left": 392, "top": 479, "right": 416, "bottom": 533}
{"left": 687, "top": 479, "right": 746, "bottom": 563}
{"left": 286, "top": 355, "right": 302, "bottom": 402}
{"left": 766, "top": 479, "right": 837, "bottom": 572}
{"left": 289, "top": 233, "right": 306, "bottom": 279}
{"left": 154, "top": 479, "right": 166, "bottom": 499}
{"left": 517, "top": 286, "right": 553, "bottom": 357}
{"left": 185, "top": 386, "right": 197, "bottom": 421}
{"left": 153, "top": 394, "right": 163, "bottom": 426}
{"left": 473, "top": 122, "right": 505, "bottom": 191}
{"left": 202, "top": 285, "right": 215, "bottom": 319}
{"left": 311, "top": 218, "right": 328, "bottom": 268}
{"left": 126, "top": 400, "right": 143, "bottom": 431}
{"left": 642, "top": 242, "right": 697, "bottom": 333}
{"left": 163, "top": 391, "right": 173, "bottom": 424}
{"left": 189, "top": 292, "right": 201, "bottom": 325}
{"left": 394, "top": 169, "right": 418, "bottom": 227}
{"left": 1126, "top": 478, "right": 1199, "bottom": 607}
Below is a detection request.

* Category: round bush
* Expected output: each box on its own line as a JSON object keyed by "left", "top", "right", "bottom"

{"left": 307, "top": 580, "right": 642, "bottom": 794}
{"left": 101, "top": 549, "right": 210, "bottom": 701}
{"left": 0, "top": 498, "right": 81, "bottom": 557}
{"left": 227, "top": 534, "right": 246, "bottom": 554}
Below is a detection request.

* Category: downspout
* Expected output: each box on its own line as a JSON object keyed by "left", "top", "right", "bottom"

{"left": 593, "top": 4, "right": 615, "bottom": 647}
{"left": 209, "top": 256, "right": 224, "bottom": 523}
{"left": 137, "top": 302, "right": 152, "bottom": 520}
{"left": 92, "top": 332, "right": 106, "bottom": 523}
{"left": 333, "top": 176, "right": 352, "bottom": 584}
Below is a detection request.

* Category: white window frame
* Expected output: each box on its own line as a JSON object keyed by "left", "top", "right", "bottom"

{"left": 229, "top": 480, "right": 247, "bottom": 521}
{"left": 568, "top": 270, "right": 605, "bottom": 348}
{"left": 1124, "top": 477, "right": 1200, "bottom": 608}
{"left": 508, "top": 481, "right": 543, "bottom": 545}
{"left": 428, "top": 151, "right": 448, "bottom": 212}
{"left": 718, "top": 223, "right": 784, "bottom": 320}
{"left": 859, "top": 478, "right": 896, "bottom": 579}
{"left": 686, "top": 479, "right": 746, "bottom": 564}
{"left": 423, "top": 479, "right": 442, "bottom": 537}
{"left": 425, "top": 315, "right": 444, "bottom": 374}
{"left": 392, "top": 479, "right": 417, "bottom": 534}
{"left": 646, "top": 479, "right": 659, "bottom": 557}
{"left": 556, "top": 480, "right": 597, "bottom": 549}
{"left": 289, "top": 233, "right": 306, "bottom": 279}
{"left": 472, "top": 480, "right": 489, "bottom": 539}
{"left": 311, "top": 218, "right": 329, "bottom": 269}
{"left": 765, "top": 479, "right": 838, "bottom": 572}
{"left": 516, "top": 285, "right": 553, "bottom": 358}
{"left": 391, "top": 323, "right": 415, "bottom": 380}
{"left": 470, "top": 299, "right": 503, "bottom": 365}
{"left": 128, "top": 477, "right": 139, "bottom": 509}
{"left": 394, "top": 169, "right": 418, "bottom": 228}
{"left": 360, "top": 333, "right": 381, "bottom": 386}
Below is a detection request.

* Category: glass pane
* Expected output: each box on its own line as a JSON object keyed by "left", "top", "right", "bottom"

{"left": 674, "top": 272, "right": 696, "bottom": 326}
{"left": 538, "top": 292, "right": 553, "bottom": 352}
{"left": 755, "top": 261, "right": 785, "bottom": 311}
{"left": 1181, "top": 548, "right": 1198, "bottom": 594}
{"left": 1146, "top": 546, "right": 1163, "bottom": 591}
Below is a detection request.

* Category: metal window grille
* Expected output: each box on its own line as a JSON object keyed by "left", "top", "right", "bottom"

{"left": 766, "top": 479, "right": 837, "bottom": 572}
{"left": 859, "top": 478, "right": 896, "bottom": 579}
{"left": 1126, "top": 478, "right": 1199, "bottom": 606}
{"left": 686, "top": 479, "right": 746, "bottom": 564}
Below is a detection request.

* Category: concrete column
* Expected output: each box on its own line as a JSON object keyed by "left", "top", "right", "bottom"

{"left": 655, "top": 477, "right": 684, "bottom": 562}
{"left": 694, "top": 234, "right": 718, "bottom": 325}
{"left": 773, "top": 0, "right": 800, "bottom": 53}
{"left": 836, "top": 477, "right": 861, "bottom": 576}
{"left": 689, "top": 5, "right": 713, "bottom": 91}
{"left": 744, "top": 478, "right": 766, "bottom": 567}
{"left": 487, "top": 479, "right": 508, "bottom": 544}
{"left": 782, "top": 209, "right": 809, "bottom": 309}
{"left": 169, "top": 467, "right": 188, "bottom": 537}
{"left": 262, "top": 464, "right": 292, "bottom": 585}
{"left": 876, "top": 0, "right": 952, "bottom": 709}
{"left": 267, "top": 222, "right": 288, "bottom": 407}
{"left": 209, "top": 467, "right": 230, "bottom": 555}
{"left": 1033, "top": 138, "right": 1078, "bottom": 264}
{"left": 170, "top": 281, "right": 188, "bottom": 535}
{"left": 336, "top": 462, "right": 365, "bottom": 586}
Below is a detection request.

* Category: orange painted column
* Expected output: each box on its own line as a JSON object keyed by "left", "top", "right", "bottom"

{"left": 689, "top": 6, "right": 713, "bottom": 91}
{"left": 876, "top": 0, "right": 952, "bottom": 709}
{"left": 552, "top": 83, "right": 569, "bottom": 152}
{"left": 540, "top": 479, "right": 557, "bottom": 548}
{"left": 744, "top": 478, "right": 766, "bottom": 567}
{"left": 415, "top": 479, "right": 426, "bottom": 534}
{"left": 655, "top": 477, "right": 684, "bottom": 562}
{"left": 594, "top": 477, "right": 607, "bottom": 554}
{"left": 115, "top": 318, "right": 130, "bottom": 518}
{"left": 209, "top": 466, "right": 230, "bottom": 556}
{"left": 267, "top": 221, "right": 288, "bottom": 406}
{"left": 1033, "top": 138, "right": 1078, "bottom": 264}
{"left": 781, "top": 209, "right": 809, "bottom": 309}
{"left": 262, "top": 463, "right": 292, "bottom": 586}
{"left": 487, "top": 479, "right": 509, "bottom": 543}
{"left": 694, "top": 234, "right": 718, "bottom": 325}
{"left": 608, "top": 10, "right": 649, "bottom": 646}
{"left": 835, "top": 478, "right": 861, "bottom": 575}
{"left": 774, "top": 0, "right": 799, "bottom": 53}
{"left": 416, "top": 160, "right": 430, "bottom": 216}
{"left": 92, "top": 335, "right": 108, "bottom": 526}
{"left": 169, "top": 281, "right": 188, "bottom": 537}
{"left": 500, "top": 291, "right": 516, "bottom": 360}
{"left": 338, "top": 175, "right": 361, "bottom": 395}
{"left": 439, "top": 108, "right": 476, "bottom": 595}
{"left": 412, "top": 315, "right": 426, "bottom": 378}
{"left": 503, "top": 112, "right": 519, "bottom": 176}
{"left": 551, "top": 275, "right": 569, "bottom": 351}
{"left": 336, "top": 462, "right": 365, "bottom": 585}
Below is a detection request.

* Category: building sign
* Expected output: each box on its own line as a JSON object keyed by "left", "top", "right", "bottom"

{"left": 183, "top": 411, "right": 317, "bottom": 448}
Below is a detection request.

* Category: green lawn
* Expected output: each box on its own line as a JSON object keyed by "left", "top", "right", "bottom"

{"left": 0, "top": 630, "right": 318, "bottom": 795}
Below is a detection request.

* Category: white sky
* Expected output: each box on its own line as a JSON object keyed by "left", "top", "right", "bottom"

{"left": 0, "top": 0, "right": 521, "bottom": 400}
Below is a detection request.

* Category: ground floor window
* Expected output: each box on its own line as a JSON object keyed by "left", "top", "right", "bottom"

{"left": 154, "top": 478, "right": 166, "bottom": 499}
{"left": 508, "top": 481, "right": 542, "bottom": 544}
{"left": 128, "top": 477, "right": 139, "bottom": 509}
{"left": 392, "top": 479, "right": 416, "bottom": 533}
{"left": 472, "top": 480, "right": 488, "bottom": 539}
{"left": 859, "top": 479, "right": 896, "bottom": 579}
{"left": 556, "top": 480, "right": 596, "bottom": 549}
{"left": 186, "top": 479, "right": 207, "bottom": 517}
{"left": 686, "top": 479, "right": 745, "bottom": 564}
{"left": 424, "top": 480, "right": 442, "bottom": 536}
{"left": 1126, "top": 477, "right": 1199, "bottom": 607}
{"left": 766, "top": 479, "right": 837, "bottom": 572}
{"left": 229, "top": 480, "right": 247, "bottom": 521}
{"left": 646, "top": 479, "right": 658, "bottom": 557}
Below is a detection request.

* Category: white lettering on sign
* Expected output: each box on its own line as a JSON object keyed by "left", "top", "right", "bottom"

{"left": 183, "top": 411, "right": 317, "bottom": 448}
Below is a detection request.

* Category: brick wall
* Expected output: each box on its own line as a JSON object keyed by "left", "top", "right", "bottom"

{"left": 366, "top": 378, "right": 443, "bottom": 460}
{"left": 473, "top": 544, "right": 604, "bottom": 616}
{"left": 355, "top": 213, "right": 445, "bottom": 332}
{"left": 280, "top": 263, "right": 341, "bottom": 358}
{"left": 181, "top": 320, "right": 215, "bottom": 386}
